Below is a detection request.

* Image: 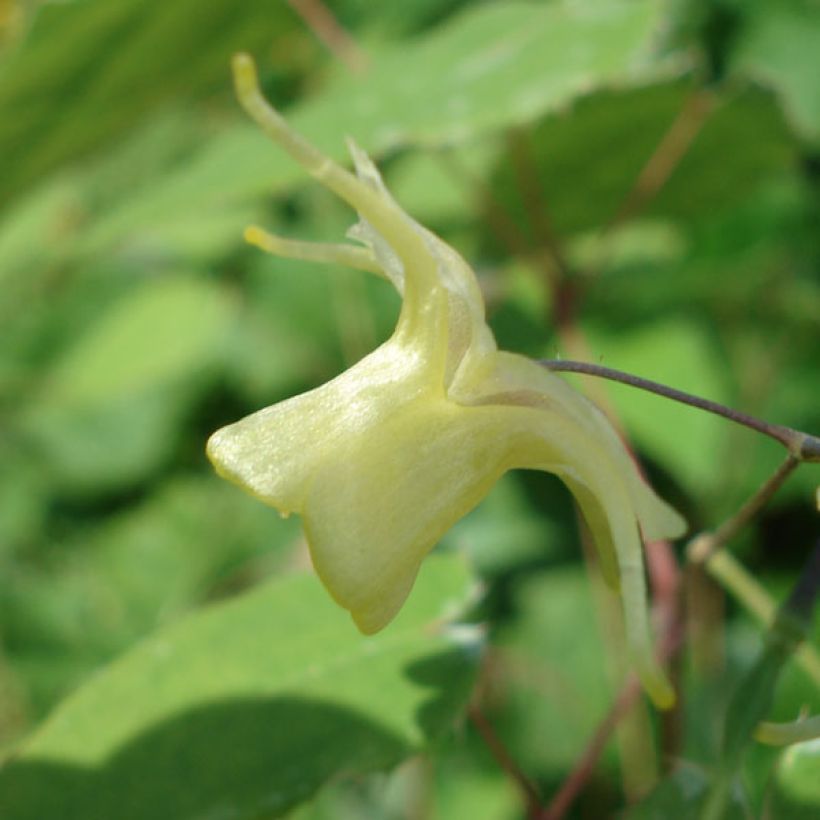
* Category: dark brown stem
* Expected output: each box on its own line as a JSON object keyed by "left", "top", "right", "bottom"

{"left": 469, "top": 705, "right": 543, "bottom": 818}
{"left": 540, "top": 359, "right": 820, "bottom": 462}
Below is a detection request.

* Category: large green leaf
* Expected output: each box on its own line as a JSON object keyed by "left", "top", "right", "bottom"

{"left": 0, "top": 1, "right": 669, "bottom": 280}
{"left": 0, "top": 475, "right": 300, "bottom": 716}
{"left": 0, "top": 553, "right": 481, "bottom": 819}
{"left": 294, "top": 0, "right": 667, "bottom": 150}
{"left": 41, "top": 275, "right": 234, "bottom": 405}
{"left": 84, "top": 0, "right": 668, "bottom": 247}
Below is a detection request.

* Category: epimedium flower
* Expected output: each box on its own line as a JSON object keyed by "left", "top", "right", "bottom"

{"left": 207, "top": 54, "right": 687, "bottom": 708}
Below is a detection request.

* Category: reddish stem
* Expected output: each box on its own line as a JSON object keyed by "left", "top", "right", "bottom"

{"left": 469, "top": 705, "right": 543, "bottom": 818}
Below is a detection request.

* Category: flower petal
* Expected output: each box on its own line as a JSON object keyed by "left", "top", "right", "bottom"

{"left": 496, "top": 403, "right": 676, "bottom": 709}
{"left": 232, "top": 54, "right": 450, "bottom": 369}
{"left": 450, "top": 350, "right": 687, "bottom": 544}
{"left": 216, "top": 53, "right": 684, "bottom": 710}
{"left": 206, "top": 339, "right": 440, "bottom": 515}
{"left": 297, "top": 392, "right": 674, "bottom": 707}
{"left": 302, "top": 398, "right": 511, "bottom": 634}
{"left": 345, "top": 141, "right": 495, "bottom": 385}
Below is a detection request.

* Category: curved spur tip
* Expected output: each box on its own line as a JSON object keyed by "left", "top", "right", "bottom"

{"left": 231, "top": 52, "right": 258, "bottom": 96}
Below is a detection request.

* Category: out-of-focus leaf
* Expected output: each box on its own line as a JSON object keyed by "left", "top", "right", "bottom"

{"left": 1, "top": 475, "right": 300, "bottom": 716}
{"left": 22, "top": 392, "right": 184, "bottom": 494}
{"left": 493, "top": 567, "right": 615, "bottom": 773}
{"left": 489, "top": 79, "right": 796, "bottom": 239}
{"left": 295, "top": 1, "right": 668, "bottom": 149}
{"left": 22, "top": 275, "right": 235, "bottom": 491}
{"left": 0, "top": 175, "right": 80, "bottom": 284}
{"left": 0, "top": 443, "right": 47, "bottom": 556}
{"left": 90, "top": 0, "right": 670, "bottom": 244}
{"left": 331, "top": 0, "right": 476, "bottom": 39}
{"left": 42, "top": 275, "right": 234, "bottom": 403}
{"left": 627, "top": 762, "right": 750, "bottom": 819}
{"left": 63, "top": 111, "right": 260, "bottom": 265}
{"left": 702, "top": 542, "right": 820, "bottom": 818}
{"left": 387, "top": 141, "right": 500, "bottom": 226}
{"left": 776, "top": 737, "right": 820, "bottom": 805}
{"left": 569, "top": 219, "right": 687, "bottom": 273}
{"left": 0, "top": 554, "right": 481, "bottom": 820}
{"left": 733, "top": 0, "right": 820, "bottom": 144}
{"left": 442, "top": 473, "right": 565, "bottom": 577}
{"left": 0, "top": 0, "right": 305, "bottom": 204}
{"left": 585, "top": 319, "right": 729, "bottom": 495}
{"left": 428, "top": 749, "right": 519, "bottom": 820}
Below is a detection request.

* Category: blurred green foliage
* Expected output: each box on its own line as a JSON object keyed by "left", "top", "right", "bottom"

{"left": 0, "top": 0, "right": 818, "bottom": 817}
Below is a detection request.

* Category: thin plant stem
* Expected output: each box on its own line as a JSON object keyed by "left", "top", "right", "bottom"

{"left": 609, "top": 89, "right": 715, "bottom": 228}
{"left": 539, "top": 678, "right": 642, "bottom": 820}
{"left": 468, "top": 705, "right": 543, "bottom": 818}
{"left": 539, "top": 621, "right": 685, "bottom": 820}
{"left": 755, "top": 714, "right": 820, "bottom": 746}
{"left": 540, "top": 359, "right": 820, "bottom": 462}
{"left": 697, "top": 550, "right": 820, "bottom": 687}
{"left": 684, "top": 459, "right": 820, "bottom": 686}
{"left": 690, "top": 455, "right": 800, "bottom": 563}
{"left": 504, "top": 127, "right": 573, "bottom": 282}
{"left": 435, "top": 149, "right": 558, "bottom": 288}
{"left": 285, "top": 0, "right": 368, "bottom": 73}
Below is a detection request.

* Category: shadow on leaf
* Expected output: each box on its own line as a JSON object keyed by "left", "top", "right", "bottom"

{"left": 0, "top": 696, "right": 411, "bottom": 820}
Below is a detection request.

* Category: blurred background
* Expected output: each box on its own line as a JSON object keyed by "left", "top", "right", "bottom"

{"left": 0, "top": 0, "right": 818, "bottom": 816}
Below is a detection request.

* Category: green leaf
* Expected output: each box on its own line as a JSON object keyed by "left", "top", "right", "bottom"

{"left": 585, "top": 319, "right": 730, "bottom": 495}
{"left": 22, "top": 275, "right": 236, "bottom": 492}
{"left": 42, "top": 275, "right": 234, "bottom": 404}
{"left": 0, "top": 175, "right": 80, "bottom": 285}
{"left": 0, "top": 475, "right": 300, "bottom": 716}
{"left": 0, "top": 554, "right": 481, "bottom": 820}
{"left": 733, "top": 0, "right": 820, "bottom": 144}
{"left": 6, "top": 1, "right": 667, "bottom": 274}
{"left": 72, "top": 117, "right": 262, "bottom": 264}
{"left": 294, "top": 0, "right": 668, "bottom": 150}
{"left": 721, "top": 645, "right": 787, "bottom": 770}
{"left": 94, "top": 0, "right": 668, "bottom": 238}
{"left": 488, "top": 79, "right": 797, "bottom": 239}
{"left": 0, "top": 0, "right": 303, "bottom": 204}
{"left": 628, "top": 763, "right": 751, "bottom": 819}
{"left": 776, "top": 738, "right": 820, "bottom": 805}
{"left": 494, "top": 567, "right": 615, "bottom": 773}
{"left": 442, "top": 473, "right": 566, "bottom": 577}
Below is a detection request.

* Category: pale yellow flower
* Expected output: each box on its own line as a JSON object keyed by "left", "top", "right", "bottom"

{"left": 207, "top": 54, "right": 686, "bottom": 708}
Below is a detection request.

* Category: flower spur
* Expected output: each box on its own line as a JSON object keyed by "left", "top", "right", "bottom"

{"left": 207, "top": 54, "right": 687, "bottom": 708}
